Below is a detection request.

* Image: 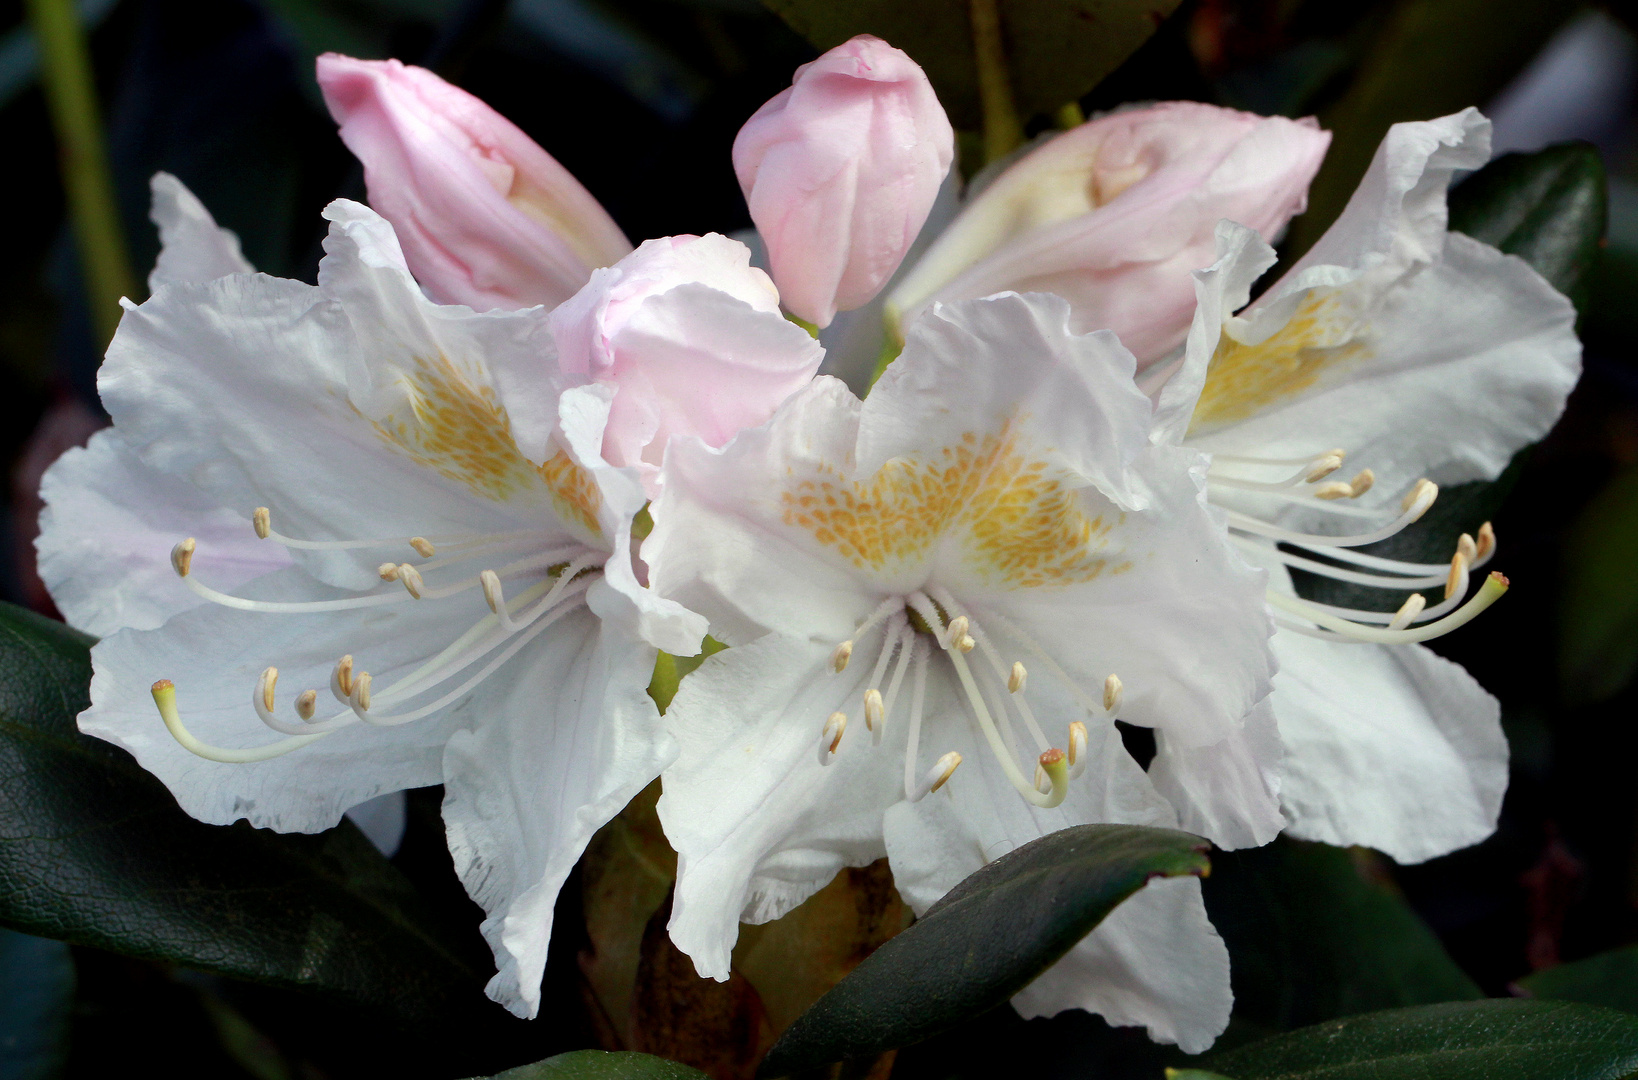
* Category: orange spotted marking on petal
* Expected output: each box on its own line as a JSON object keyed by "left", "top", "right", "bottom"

{"left": 779, "top": 420, "right": 1123, "bottom": 589}
{"left": 1189, "top": 290, "right": 1369, "bottom": 434}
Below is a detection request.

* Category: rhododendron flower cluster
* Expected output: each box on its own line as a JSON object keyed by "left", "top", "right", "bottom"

{"left": 36, "top": 32, "right": 1579, "bottom": 1056}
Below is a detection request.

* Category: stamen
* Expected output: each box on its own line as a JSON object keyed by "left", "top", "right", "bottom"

{"left": 409, "top": 537, "right": 436, "bottom": 558}
{"left": 378, "top": 563, "right": 400, "bottom": 581}
{"left": 908, "top": 751, "right": 961, "bottom": 802}
{"left": 1476, "top": 522, "right": 1496, "bottom": 561}
{"left": 260, "top": 666, "right": 277, "bottom": 712}
{"left": 1231, "top": 536, "right": 1451, "bottom": 589}
{"left": 1270, "top": 571, "right": 1509, "bottom": 644}
{"left": 1067, "top": 721, "right": 1088, "bottom": 780}
{"left": 1008, "top": 661, "right": 1026, "bottom": 694}
{"left": 1213, "top": 449, "right": 1347, "bottom": 468}
{"left": 1315, "top": 469, "right": 1375, "bottom": 500}
{"left": 831, "top": 641, "right": 853, "bottom": 673}
{"left": 295, "top": 690, "right": 317, "bottom": 721}
{"left": 331, "top": 655, "right": 354, "bottom": 702}
{"left": 153, "top": 679, "right": 330, "bottom": 763}
{"left": 864, "top": 689, "right": 884, "bottom": 733}
{"left": 253, "top": 507, "right": 271, "bottom": 539}
{"left": 819, "top": 711, "right": 847, "bottom": 765}
{"left": 397, "top": 564, "right": 424, "bottom": 599}
{"left": 1103, "top": 674, "right": 1123, "bottom": 715}
{"left": 1389, "top": 593, "right": 1426, "bottom": 631}
{"left": 350, "top": 671, "right": 373, "bottom": 714}
{"left": 1305, "top": 453, "right": 1344, "bottom": 482}
{"left": 1457, "top": 533, "right": 1478, "bottom": 565}
{"left": 171, "top": 538, "right": 195, "bottom": 577}
{"left": 1226, "top": 479, "right": 1438, "bottom": 549}
{"left": 945, "top": 615, "right": 970, "bottom": 652}
{"left": 1445, "top": 550, "right": 1470, "bottom": 602}
{"left": 877, "top": 624, "right": 916, "bottom": 748}
{"left": 946, "top": 635, "right": 1062, "bottom": 808}
{"left": 902, "top": 645, "right": 930, "bottom": 801}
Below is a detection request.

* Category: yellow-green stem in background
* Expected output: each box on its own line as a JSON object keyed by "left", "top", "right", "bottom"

{"left": 1054, "top": 101, "right": 1086, "bottom": 129}
{"left": 27, "top": 0, "right": 137, "bottom": 347}
{"left": 969, "top": 0, "right": 1022, "bottom": 164}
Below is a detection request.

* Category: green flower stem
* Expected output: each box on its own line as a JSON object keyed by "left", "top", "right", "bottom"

{"left": 27, "top": 0, "right": 138, "bottom": 347}
{"left": 969, "top": 0, "right": 1022, "bottom": 164}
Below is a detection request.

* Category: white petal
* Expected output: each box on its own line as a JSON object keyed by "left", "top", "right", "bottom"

{"left": 1149, "top": 697, "right": 1283, "bottom": 851}
{"left": 863, "top": 292, "right": 1154, "bottom": 510}
{"left": 657, "top": 633, "right": 901, "bottom": 980}
{"left": 646, "top": 377, "right": 878, "bottom": 645}
{"left": 1272, "top": 631, "right": 1507, "bottom": 864}
{"left": 442, "top": 581, "right": 670, "bottom": 1018}
{"left": 981, "top": 442, "right": 1274, "bottom": 751}
{"left": 101, "top": 210, "right": 585, "bottom": 590}
{"left": 147, "top": 173, "right": 253, "bottom": 291}
{"left": 37, "top": 429, "right": 291, "bottom": 637}
{"left": 79, "top": 567, "right": 490, "bottom": 831}
{"left": 1011, "top": 876, "right": 1231, "bottom": 1055}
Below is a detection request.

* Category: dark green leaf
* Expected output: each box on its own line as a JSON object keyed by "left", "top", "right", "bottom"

{"left": 1284, "top": 0, "right": 1576, "bottom": 259}
{"left": 1207, "top": 999, "right": 1638, "bottom": 1080}
{"left": 0, "top": 928, "right": 74, "bottom": 1080}
{"left": 1559, "top": 464, "right": 1638, "bottom": 704}
{"left": 0, "top": 602, "right": 487, "bottom": 1032}
{"left": 1449, "top": 142, "right": 1608, "bottom": 313}
{"left": 479, "top": 1050, "right": 711, "bottom": 1079}
{"left": 1519, "top": 946, "right": 1638, "bottom": 1016}
{"left": 1203, "top": 838, "right": 1481, "bottom": 1033}
{"left": 761, "top": 824, "right": 1209, "bottom": 1076}
{"left": 758, "top": 0, "right": 1182, "bottom": 131}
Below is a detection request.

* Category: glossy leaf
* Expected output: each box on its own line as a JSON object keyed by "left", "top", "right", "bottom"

{"left": 758, "top": 0, "right": 1182, "bottom": 131}
{"left": 1202, "top": 838, "right": 1481, "bottom": 1033}
{"left": 1206, "top": 999, "right": 1638, "bottom": 1080}
{"left": 480, "top": 1050, "right": 711, "bottom": 1079}
{"left": 1519, "top": 946, "right": 1638, "bottom": 1016}
{"left": 1559, "top": 464, "right": 1638, "bottom": 704}
{"left": 760, "top": 824, "right": 1209, "bottom": 1076}
{"left": 1449, "top": 142, "right": 1608, "bottom": 312}
{"left": 0, "top": 602, "right": 486, "bottom": 1030}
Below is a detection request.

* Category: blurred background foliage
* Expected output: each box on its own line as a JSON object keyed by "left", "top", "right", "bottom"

{"left": 6, "top": 0, "right": 1638, "bottom": 1076}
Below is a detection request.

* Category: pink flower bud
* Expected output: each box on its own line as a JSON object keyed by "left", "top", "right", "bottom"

{"left": 734, "top": 35, "right": 954, "bottom": 329}
{"left": 888, "top": 102, "right": 1331, "bottom": 367}
{"left": 550, "top": 234, "right": 824, "bottom": 495}
{"left": 317, "top": 54, "right": 631, "bottom": 312}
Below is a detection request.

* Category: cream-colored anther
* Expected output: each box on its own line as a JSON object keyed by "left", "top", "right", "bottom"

{"left": 1389, "top": 593, "right": 1426, "bottom": 631}
{"left": 1444, "top": 551, "right": 1470, "bottom": 602}
{"left": 295, "top": 689, "right": 318, "bottom": 721}
{"left": 479, "top": 570, "right": 504, "bottom": 614}
{"left": 259, "top": 667, "right": 278, "bottom": 712}
{"left": 863, "top": 689, "right": 884, "bottom": 732}
{"left": 253, "top": 507, "right": 271, "bottom": 539}
{"left": 350, "top": 671, "right": 373, "bottom": 713}
{"left": 831, "top": 640, "right": 853, "bottom": 673}
{"left": 1476, "top": 522, "right": 1496, "bottom": 561}
{"left": 171, "top": 538, "right": 196, "bottom": 577}
{"left": 1314, "top": 468, "right": 1375, "bottom": 500}
{"left": 945, "top": 616, "right": 970, "bottom": 651}
{"left": 910, "top": 751, "right": 962, "bottom": 801}
{"left": 1305, "top": 453, "right": 1344, "bottom": 483}
{"left": 1401, "top": 479, "right": 1438, "bottom": 520}
{"left": 1067, "top": 720, "right": 1088, "bottom": 780}
{"left": 409, "top": 536, "right": 436, "bottom": 558}
{"left": 397, "top": 563, "right": 424, "bottom": 599}
{"left": 1008, "top": 661, "right": 1027, "bottom": 694}
{"left": 377, "top": 562, "right": 400, "bottom": 581}
{"left": 956, "top": 634, "right": 976, "bottom": 654}
{"left": 1103, "top": 674, "right": 1123, "bottom": 714}
{"left": 818, "top": 711, "right": 847, "bottom": 765}
{"left": 331, "top": 655, "right": 355, "bottom": 701}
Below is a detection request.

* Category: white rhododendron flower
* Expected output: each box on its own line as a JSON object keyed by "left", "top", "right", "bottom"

{"left": 36, "top": 177, "right": 713, "bottom": 1017}
{"left": 1149, "top": 109, "right": 1581, "bottom": 863}
{"left": 643, "top": 291, "right": 1278, "bottom": 1052}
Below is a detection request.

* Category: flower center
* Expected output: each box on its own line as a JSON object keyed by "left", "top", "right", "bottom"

{"left": 1205, "top": 450, "right": 1509, "bottom": 642}
{"left": 821, "top": 588, "right": 1122, "bottom": 809}
{"left": 151, "top": 507, "right": 605, "bottom": 763}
